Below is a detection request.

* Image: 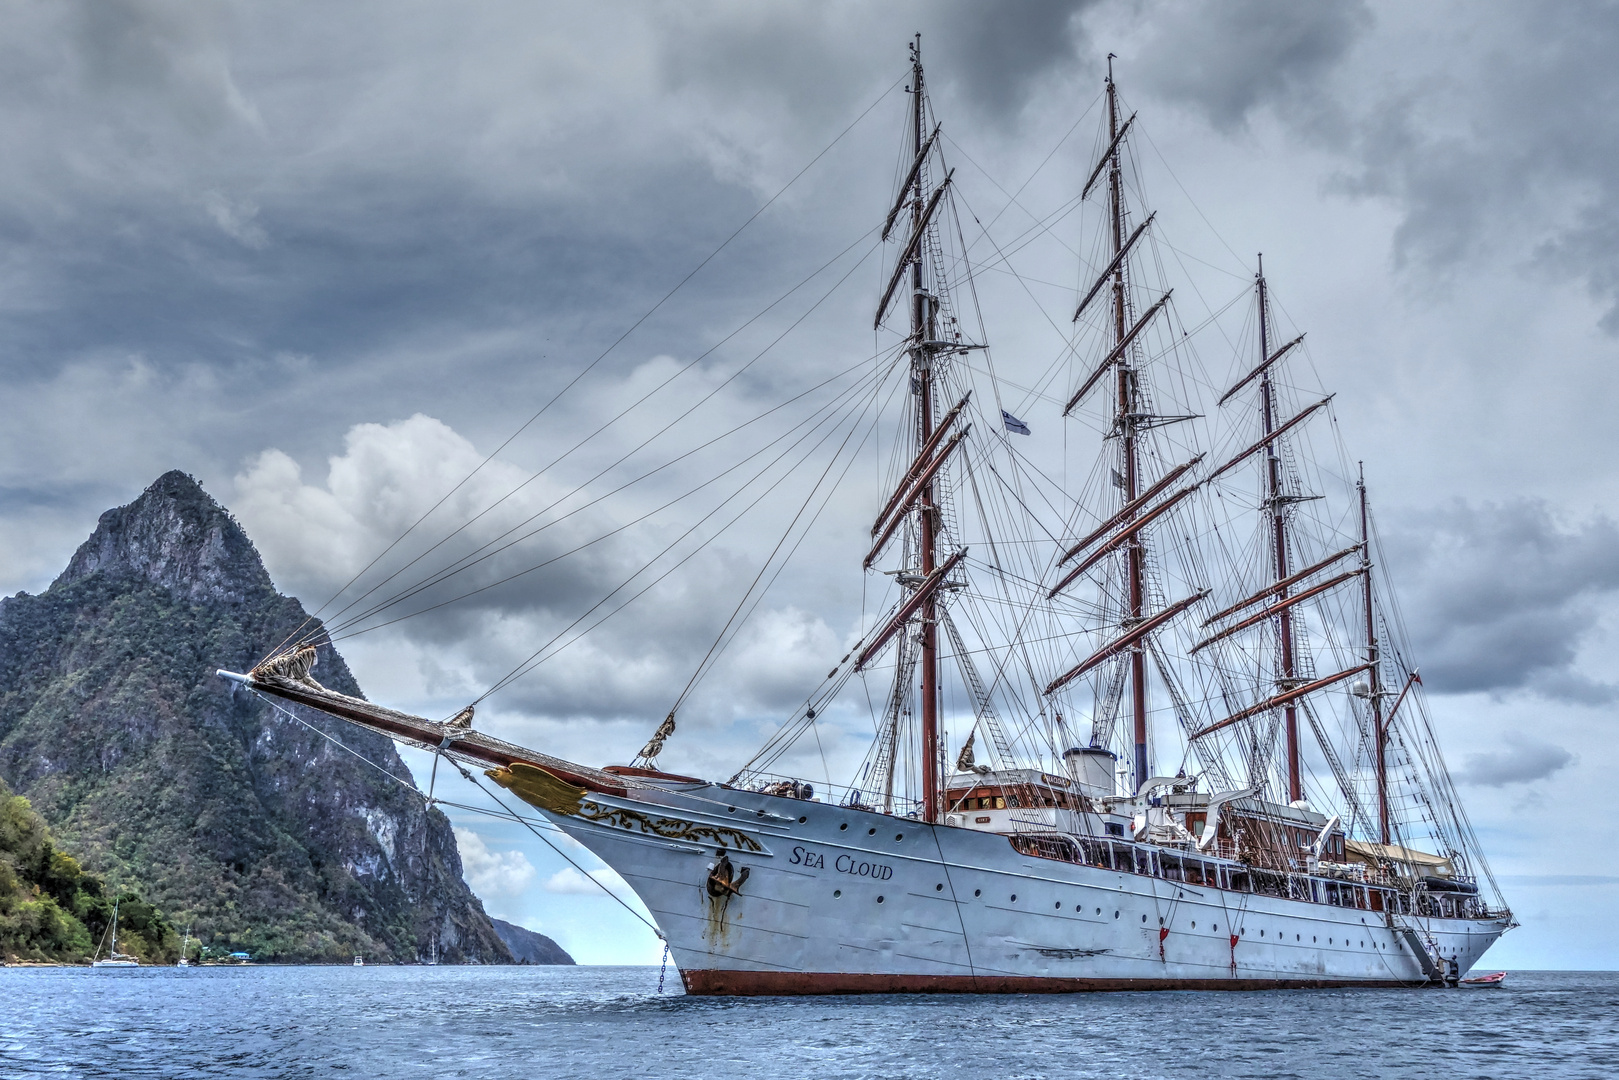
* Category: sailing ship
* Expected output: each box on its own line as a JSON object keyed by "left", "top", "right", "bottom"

{"left": 91, "top": 899, "right": 140, "bottom": 968}
{"left": 223, "top": 40, "right": 1512, "bottom": 993}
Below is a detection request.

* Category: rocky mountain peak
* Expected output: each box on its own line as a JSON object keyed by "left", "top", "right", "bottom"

{"left": 51, "top": 470, "right": 275, "bottom": 604}
{"left": 1, "top": 469, "right": 528, "bottom": 964}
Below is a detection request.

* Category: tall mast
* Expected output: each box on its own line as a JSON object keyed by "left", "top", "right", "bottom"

{"left": 1360, "top": 466, "right": 1388, "bottom": 843}
{"left": 1257, "top": 256, "right": 1302, "bottom": 803}
{"left": 1107, "top": 60, "right": 1149, "bottom": 794}
{"left": 910, "top": 36, "right": 941, "bottom": 822}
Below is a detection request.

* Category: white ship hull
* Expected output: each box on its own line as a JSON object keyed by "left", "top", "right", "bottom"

{"left": 540, "top": 779, "right": 1507, "bottom": 995}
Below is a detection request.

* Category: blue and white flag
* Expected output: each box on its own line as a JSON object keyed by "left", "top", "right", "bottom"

{"left": 1002, "top": 409, "right": 1031, "bottom": 436}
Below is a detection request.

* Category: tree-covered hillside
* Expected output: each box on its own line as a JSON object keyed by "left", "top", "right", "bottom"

{"left": 1, "top": 774, "right": 175, "bottom": 963}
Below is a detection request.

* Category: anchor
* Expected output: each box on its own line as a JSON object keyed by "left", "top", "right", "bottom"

{"left": 706, "top": 852, "right": 750, "bottom": 898}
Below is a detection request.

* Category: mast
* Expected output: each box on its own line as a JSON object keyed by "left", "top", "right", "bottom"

{"left": 910, "top": 36, "right": 941, "bottom": 822}
{"left": 1360, "top": 467, "right": 1388, "bottom": 843}
{"left": 1257, "top": 256, "right": 1301, "bottom": 803}
{"left": 1107, "top": 60, "right": 1149, "bottom": 794}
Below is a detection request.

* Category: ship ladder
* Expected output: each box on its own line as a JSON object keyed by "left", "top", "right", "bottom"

{"left": 1394, "top": 924, "right": 1444, "bottom": 985}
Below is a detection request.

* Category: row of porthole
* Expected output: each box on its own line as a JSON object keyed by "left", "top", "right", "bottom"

{"left": 793, "top": 818, "right": 1397, "bottom": 944}
{"left": 829, "top": 888, "right": 1389, "bottom": 948}
{"left": 788, "top": 816, "right": 1397, "bottom": 947}
{"left": 827, "top": 821, "right": 906, "bottom": 840}
{"left": 760, "top": 812, "right": 908, "bottom": 841}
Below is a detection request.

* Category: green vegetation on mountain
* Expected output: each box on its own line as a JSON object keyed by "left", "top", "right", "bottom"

{"left": 0, "top": 774, "right": 175, "bottom": 963}
{"left": 0, "top": 471, "right": 512, "bottom": 964}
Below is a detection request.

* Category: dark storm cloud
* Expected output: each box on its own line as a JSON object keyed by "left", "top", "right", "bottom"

{"left": 1133, "top": 0, "right": 1371, "bottom": 130}
{"left": 0, "top": 1, "right": 758, "bottom": 371}
{"left": 1122, "top": 1, "right": 1619, "bottom": 334}
{"left": 1453, "top": 736, "right": 1575, "bottom": 787}
{"left": 1380, "top": 498, "right": 1619, "bottom": 701}
{"left": 0, "top": 0, "right": 898, "bottom": 524}
{"left": 929, "top": 0, "right": 1100, "bottom": 118}
{"left": 1275, "top": 2, "right": 1619, "bottom": 331}
{"left": 653, "top": 1, "right": 1099, "bottom": 126}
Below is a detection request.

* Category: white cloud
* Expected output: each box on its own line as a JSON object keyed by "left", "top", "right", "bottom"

{"left": 233, "top": 413, "right": 556, "bottom": 592}
{"left": 542, "top": 866, "right": 630, "bottom": 896}
{"left": 454, "top": 827, "right": 536, "bottom": 897}
{"left": 231, "top": 409, "right": 871, "bottom": 737}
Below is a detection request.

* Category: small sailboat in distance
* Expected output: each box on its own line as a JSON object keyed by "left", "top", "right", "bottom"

{"left": 91, "top": 900, "right": 140, "bottom": 968}
{"left": 176, "top": 925, "right": 192, "bottom": 967}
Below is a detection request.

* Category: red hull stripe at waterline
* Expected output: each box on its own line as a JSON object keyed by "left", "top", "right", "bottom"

{"left": 679, "top": 970, "right": 1421, "bottom": 996}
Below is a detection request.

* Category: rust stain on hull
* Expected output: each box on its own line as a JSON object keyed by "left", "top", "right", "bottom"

{"left": 703, "top": 894, "right": 734, "bottom": 949}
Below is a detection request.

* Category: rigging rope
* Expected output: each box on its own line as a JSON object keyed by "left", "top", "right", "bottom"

{"left": 324, "top": 344, "right": 897, "bottom": 644}
{"left": 247, "top": 688, "right": 662, "bottom": 936}
{"left": 476, "top": 355, "right": 901, "bottom": 703}
{"left": 264, "top": 73, "right": 907, "bottom": 664}
{"left": 667, "top": 356, "right": 908, "bottom": 720}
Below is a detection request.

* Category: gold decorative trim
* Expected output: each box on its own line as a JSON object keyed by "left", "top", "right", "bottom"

{"left": 488, "top": 763, "right": 763, "bottom": 852}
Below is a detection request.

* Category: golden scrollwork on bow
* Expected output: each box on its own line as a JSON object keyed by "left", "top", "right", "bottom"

{"left": 488, "top": 762, "right": 764, "bottom": 853}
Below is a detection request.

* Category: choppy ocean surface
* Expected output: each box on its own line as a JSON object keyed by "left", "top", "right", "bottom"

{"left": 2, "top": 965, "right": 1614, "bottom": 1079}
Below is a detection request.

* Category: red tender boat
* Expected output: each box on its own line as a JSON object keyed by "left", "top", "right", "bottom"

{"left": 1461, "top": 971, "right": 1507, "bottom": 986}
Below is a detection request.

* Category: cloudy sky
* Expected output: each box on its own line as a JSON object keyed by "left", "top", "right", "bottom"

{"left": 4, "top": 0, "right": 1617, "bottom": 967}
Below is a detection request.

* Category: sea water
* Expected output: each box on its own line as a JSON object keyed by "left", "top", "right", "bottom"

{"left": 1, "top": 966, "right": 1613, "bottom": 1079}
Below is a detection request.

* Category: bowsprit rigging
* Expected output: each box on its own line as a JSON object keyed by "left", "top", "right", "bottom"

{"left": 226, "top": 38, "right": 1511, "bottom": 995}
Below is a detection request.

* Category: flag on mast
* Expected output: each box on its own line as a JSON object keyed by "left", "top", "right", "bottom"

{"left": 1002, "top": 409, "right": 1031, "bottom": 436}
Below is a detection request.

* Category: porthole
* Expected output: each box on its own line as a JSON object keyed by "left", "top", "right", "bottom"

{"left": 727, "top": 807, "right": 736, "bottom": 814}
{"left": 895, "top": 833, "right": 904, "bottom": 841}
{"left": 868, "top": 828, "right": 877, "bottom": 836}
{"left": 877, "top": 896, "right": 885, "bottom": 904}
{"left": 1141, "top": 915, "right": 1148, "bottom": 923}
{"left": 1212, "top": 924, "right": 1218, "bottom": 932}
{"left": 1115, "top": 911, "right": 1120, "bottom": 919}
{"left": 1360, "top": 941, "right": 1364, "bottom": 947}
{"left": 839, "top": 823, "right": 848, "bottom": 831}
{"left": 935, "top": 883, "right": 944, "bottom": 892}
{"left": 1312, "top": 936, "right": 1317, "bottom": 943}
{"left": 1011, "top": 894, "right": 1018, "bottom": 902}
{"left": 833, "top": 890, "right": 841, "bottom": 898}
{"left": 1260, "top": 930, "right": 1265, "bottom": 937}
{"left": 1191, "top": 921, "right": 1196, "bottom": 928}
{"left": 1158, "top": 917, "right": 1164, "bottom": 926}
{"left": 1054, "top": 902, "right": 1061, "bottom": 910}
{"left": 798, "top": 816, "right": 807, "bottom": 824}
{"left": 1096, "top": 907, "right": 1102, "bottom": 915}
{"left": 1329, "top": 938, "right": 1334, "bottom": 945}
{"left": 974, "top": 889, "right": 982, "bottom": 897}
{"left": 1295, "top": 935, "right": 1300, "bottom": 941}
